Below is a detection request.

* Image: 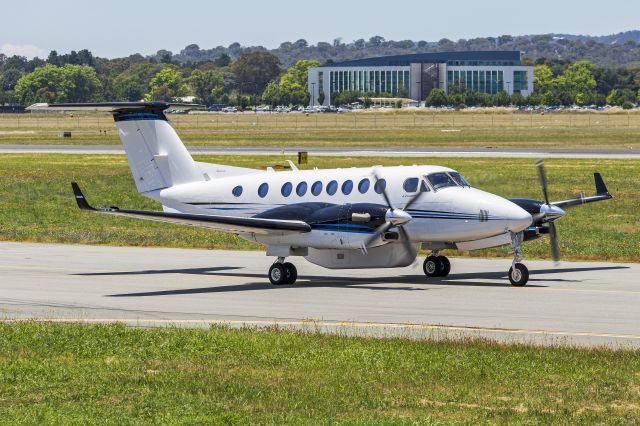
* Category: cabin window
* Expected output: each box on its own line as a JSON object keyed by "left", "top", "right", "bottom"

{"left": 311, "top": 181, "right": 323, "bottom": 196}
{"left": 258, "top": 183, "right": 269, "bottom": 198}
{"left": 232, "top": 185, "right": 243, "bottom": 197}
{"left": 342, "top": 180, "right": 353, "bottom": 195}
{"left": 374, "top": 178, "right": 386, "bottom": 194}
{"left": 403, "top": 178, "right": 418, "bottom": 192}
{"left": 281, "top": 182, "right": 292, "bottom": 197}
{"left": 296, "top": 182, "right": 308, "bottom": 196}
{"left": 326, "top": 180, "right": 338, "bottom": 195}
{"left": 358, "top": 178, "right": 370, "bottom": 194}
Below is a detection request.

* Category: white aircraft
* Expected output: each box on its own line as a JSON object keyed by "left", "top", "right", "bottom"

{"left": 28, "top": 102, "right": 613, "bottom": 287}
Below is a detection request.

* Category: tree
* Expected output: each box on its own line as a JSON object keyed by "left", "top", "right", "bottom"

{"left": 606, "top": 88, "right": 636, "bottom": 106}
{"left": 533, "top": 64, "right": 554, "bottom": 94}
{"left": 188, "top": 69, "right": 223, "bottom": 104}
{"left": 14, "top": 64, "right": 102, "bottom": 105}
{"left": 262, "top": 81, "right": 286, "bottom": 106}
{"left": 493, "top": 90, "right": 511, "bottom": 106}
{"left": 259, "top": 59, "right": 318, "bottom": 106}
{"left": 555, "top": 61, "right": 597, "bottom": 105}
{"left": 231, "top": 52, "right": 281, "bottom": 95}
{"left": 0, "top": 68, "right": 22, "bottom": 91}
{"left": 145, "top": 67, "right": 183, "bottom": 101}
{"left": 214, "top": 54, "right": 231, "bottom": 67}
{"left": 425, "top": 89, "right": 449, "bottom": 107}
{"left": 397, "top": 84, "right": 409, "bottom": 98}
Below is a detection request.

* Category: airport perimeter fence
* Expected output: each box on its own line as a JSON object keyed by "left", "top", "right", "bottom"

{"left": 2, "top": 111, "right": 640, "bottom": 133}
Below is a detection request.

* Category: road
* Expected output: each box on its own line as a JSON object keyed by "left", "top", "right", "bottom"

{"left": 1, "top": 242, "right": 638, "bottom": 348}
{"left": 1, "top": 144, "right": 639, "bottom": 159}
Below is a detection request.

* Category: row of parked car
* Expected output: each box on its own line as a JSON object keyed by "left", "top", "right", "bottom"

{"left": 200, "top": 105, "right": 354, "bottom": 113}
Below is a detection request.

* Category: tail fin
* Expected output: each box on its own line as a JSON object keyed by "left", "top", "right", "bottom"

{"left": 28, "top": 102, "right": 207, "bottom": 193}
{"left": 114, "top": 107, "right": 204, "bottom": 192}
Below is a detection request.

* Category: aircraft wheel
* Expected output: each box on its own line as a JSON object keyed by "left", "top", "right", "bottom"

{"left": 423, "top": 256, "right": 443, "bottom": 277}
{"left": 282, "top": 262, "right": 297, "bottom": 284}
{"left": 268, "top": 263, "right": 288, "bottom": 285}
{"left": 508, "top": 263, "right": 529, "bottom": 287}
{"left": 437, "top": 256, "right": 451, "bottom": 277}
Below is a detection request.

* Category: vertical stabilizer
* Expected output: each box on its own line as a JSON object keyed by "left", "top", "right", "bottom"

{"left": 114, "top": 108, "right": 204, "bottom": 192}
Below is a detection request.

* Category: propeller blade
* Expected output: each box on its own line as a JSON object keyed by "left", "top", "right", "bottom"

{"left": 397, "top": 226, "right": 417, "bottom": 258}
{"left": 549, "top": 221, "right": 560, "bottom": 264}
{"left": 403, "top": 191, "right": 424, "bottom": 212}
{"left": 373, "top": 171, "right": 393, "bottom": 210}
{"left": 363, "top": 221, "right": 393, "bottom": 249}
{"left": 536, "top": 160, "right": 550, "bottom": 205}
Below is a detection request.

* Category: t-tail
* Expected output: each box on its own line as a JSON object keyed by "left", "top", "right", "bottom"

{"left": 26, "top": 102, "right": 255, "bottom": 194}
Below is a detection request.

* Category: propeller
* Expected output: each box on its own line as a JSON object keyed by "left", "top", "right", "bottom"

{"left": 361, "top": 172, "right": 423, "bottom": 256}
{"left": 536, "top": 160, "right": 562, "bottom": 263}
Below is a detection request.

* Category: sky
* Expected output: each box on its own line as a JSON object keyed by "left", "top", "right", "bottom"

{"left": 1, "top": 0, "right": 639, "bottom": 59}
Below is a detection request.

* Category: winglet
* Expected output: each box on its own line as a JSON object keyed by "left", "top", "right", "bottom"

{"left": 594, "top": 173, "right": 609, "bottom": 196}
{"left": 71, "top": 182, "right": 95, "bottom": 211}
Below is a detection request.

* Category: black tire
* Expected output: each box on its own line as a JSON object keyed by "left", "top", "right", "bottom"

{"left": 282, "top": 262, "right": 297, "bottom": 284}
{"left": 268, "top": 263, "right": 288, "bottom": 285}
{"left": 437, "top": 256, "right": 451, "bottom": 277}
{"left": 423, "top": 256, "right": 443, "bottom": 277}
{"left": 508, "top": 263, "right": 529, "bottom": 287}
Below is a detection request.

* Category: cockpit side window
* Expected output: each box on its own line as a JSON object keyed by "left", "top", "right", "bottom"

{"left": 427, "top": 172, "right": 458, "bottom": 190}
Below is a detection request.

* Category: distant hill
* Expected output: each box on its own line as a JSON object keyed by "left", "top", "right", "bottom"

{"left": 549, "top": 30, "right": 640, "bottom": 45}
{"left": 165, "top": 31, "right": 640, "bottom": 69}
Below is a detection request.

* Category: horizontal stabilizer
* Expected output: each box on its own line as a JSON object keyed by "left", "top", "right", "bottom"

{"left": 27, "top": 102, "right": 205, "bottom": 113}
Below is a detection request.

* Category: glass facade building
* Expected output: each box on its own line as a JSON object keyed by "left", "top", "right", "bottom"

{"left": 308, "top": 51, "right": 534, "bottom": 106}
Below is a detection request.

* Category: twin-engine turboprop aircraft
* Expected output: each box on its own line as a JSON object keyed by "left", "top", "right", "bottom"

{"left": 28, "top": 102, "right": 614, "bottom": 286}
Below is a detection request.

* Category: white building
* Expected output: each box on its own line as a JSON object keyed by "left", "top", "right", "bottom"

{"left": 308, "top": 51, "right": 534, "bottom": 106}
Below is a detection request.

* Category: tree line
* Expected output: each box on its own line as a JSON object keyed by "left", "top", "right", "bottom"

{"left": 1, "top": 46, "right": 639, "bottom": 108}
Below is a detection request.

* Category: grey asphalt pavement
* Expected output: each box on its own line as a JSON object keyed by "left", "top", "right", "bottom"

{"left": 1, "top": 242, "right": 638, "bottom": 348}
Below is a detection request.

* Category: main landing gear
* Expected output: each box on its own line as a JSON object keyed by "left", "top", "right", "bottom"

{"left": 508, "top": 232, "right": 529, "bottom": 287}
{"left": 423, "top": 252, "right": 451, "bottom": 278}
{"left": 268, "top": 258, "right": 298, "bottom": 285}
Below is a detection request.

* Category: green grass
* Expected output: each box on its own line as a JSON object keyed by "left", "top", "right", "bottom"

{"left": 1, "top": 111, "right": 640, "bottom": 149}
{"left": 0, "top": 322, "right": 639, "bottom": 424}
{"left": 0, "top": 153, "right": 637, "bottom": 262}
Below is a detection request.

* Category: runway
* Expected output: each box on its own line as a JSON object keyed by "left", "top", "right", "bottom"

{"left": 1, "top": 144, "right": 640, "bottom": 159}
{"left": 1, "top": 242, "right": 638, "bottom": 348}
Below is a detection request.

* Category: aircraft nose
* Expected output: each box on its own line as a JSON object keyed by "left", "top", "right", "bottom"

{"left": 505, "top": 202, "right": 533, "bottom": 232}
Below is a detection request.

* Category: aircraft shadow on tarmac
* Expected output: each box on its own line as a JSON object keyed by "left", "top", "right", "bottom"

{"left": 96, "top": 265, "right": 629, "bottom": 298}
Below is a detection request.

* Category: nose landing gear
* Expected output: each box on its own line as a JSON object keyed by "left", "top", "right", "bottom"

{"left": 423, "top": 251, "right": 451, "bottom": 278}
{"left": 268, "top": 258, "right": 298, "bottom": 285}
{"left": 508, "top": 232, "right": 529, "bottom": 287}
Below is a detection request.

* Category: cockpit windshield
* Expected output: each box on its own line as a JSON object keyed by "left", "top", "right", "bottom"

{"left": 426, "top": 172, "right": 472, "bottom": 190}
{"left": 449, "top": 172, "right": 471, "bottom": 187}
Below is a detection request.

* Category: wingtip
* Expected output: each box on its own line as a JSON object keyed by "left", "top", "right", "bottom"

{"left": 593, "top": 172, "right": 610, "bottom": 196}
{"left": 71, "top": 182, "right": 94, "bottom": 210}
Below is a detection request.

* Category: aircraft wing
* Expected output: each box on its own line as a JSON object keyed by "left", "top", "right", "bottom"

{"left": 551, "top": 173, "right": 614, "bottom": 209}
{"left": 71, "top": 183, "right": 311, "bottom": 235}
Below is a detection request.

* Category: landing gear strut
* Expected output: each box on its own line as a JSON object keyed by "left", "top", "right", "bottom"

{"left": 508, "top": 232, "right": 529, "bottom": 287}
{"left": 268, "top": 258, "right": 297, "bottom": 285}
{"left": 423, "top": 251, "right": 451, "bottom": 278}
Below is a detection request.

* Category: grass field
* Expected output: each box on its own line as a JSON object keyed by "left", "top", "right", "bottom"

{"left": 0, "top": 153, "right": 636, "bottom": 262}
{"left": 2, "top": 111, "right": 640, "bottom": 149}
{"left": 0, "top": 322, "right": 639, "bottom": 424}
